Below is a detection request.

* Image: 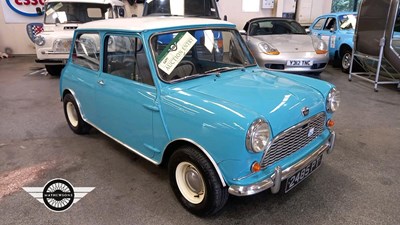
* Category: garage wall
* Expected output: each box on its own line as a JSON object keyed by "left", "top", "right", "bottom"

{"left": 0, "top": 3, "right": 37, "bottom": 55}
{"left": 0, "top": 0, "right": 333, "bottom": 55}
{"left": 218, "top": 0, "right": 277, "bottom": 30}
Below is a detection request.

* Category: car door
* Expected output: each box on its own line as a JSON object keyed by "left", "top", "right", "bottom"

{"left": 95, "top": 33, "right": 159, "bottom": 159}
{"left": 69, "top": 32, "right": 101, "bottom": 123}
{"left": 312, "top": 16, "right": 338, "bottom": 58}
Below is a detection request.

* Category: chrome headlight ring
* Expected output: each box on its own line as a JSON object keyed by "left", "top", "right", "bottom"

{"left": 326, "top": 88, "right": 340, "bottom": 113}
{"left": 34, "top": 35, "right": 46, "bottom": 46}
{"left": 246, "top": 118, "right": 272, "bottom": 153}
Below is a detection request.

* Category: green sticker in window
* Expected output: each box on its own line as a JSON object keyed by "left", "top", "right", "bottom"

{"left": 157, "top": 32, "right": 197, "bottom": 75}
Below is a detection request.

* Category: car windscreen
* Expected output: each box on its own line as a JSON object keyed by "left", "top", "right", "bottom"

{"left": 44, "top": 2, "right": 112, "bottom": 24}
{"left": 143, "top": 0, "right": 219, "bottom": 18}
{"left": 151, "top": 28, "right": 256, "bottom": 83}
{"left": 339, "top": 14, "right": 357, "bottom": 30}
{"left": 247, "top": 20, "right": 306, "bottom": 36}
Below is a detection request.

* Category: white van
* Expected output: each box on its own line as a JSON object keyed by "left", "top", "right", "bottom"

{"left": 34, "top": 0, "right": 125, "bottom": 76}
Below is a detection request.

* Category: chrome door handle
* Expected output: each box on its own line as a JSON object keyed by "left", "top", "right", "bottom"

{"left": 97, "top": 80, "right": 105, "bottom": 86}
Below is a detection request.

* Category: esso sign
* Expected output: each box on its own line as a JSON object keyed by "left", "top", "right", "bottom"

{"left": 6, "top": 0, "right": 45, "bottom": 17}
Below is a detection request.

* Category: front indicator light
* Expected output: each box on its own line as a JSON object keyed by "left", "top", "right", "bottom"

{"left": 265, "top": 50, "right": 280, "bottom": 55}
{"left": 327, "top": 119, "right": 335, "bottom": 128}
{"left": 315, "top": 49, "right": 328, "bottom": 54}
{"left": 251, "top": 162, "right": 261, "bottom": 173}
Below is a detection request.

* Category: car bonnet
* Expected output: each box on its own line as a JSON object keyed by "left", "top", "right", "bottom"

{"left": 180, "top": 69, "right": 327, "bottom": 134}
{"left": 250, "top": 35, "right": 315, "bottom": 52}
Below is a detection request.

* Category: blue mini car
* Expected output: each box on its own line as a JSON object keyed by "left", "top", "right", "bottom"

{"left": 309, "top": 12, "right": 357, "bottom": 73}
{"left": 60, "top": 17, "right": 339, "bottom": 216}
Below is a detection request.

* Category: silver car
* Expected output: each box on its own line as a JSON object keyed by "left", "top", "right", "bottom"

{"left": 243, "top": 17, "right": 329, "bottom": 74}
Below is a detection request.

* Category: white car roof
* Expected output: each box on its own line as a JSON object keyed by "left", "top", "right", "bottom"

{"left": 78, "top": 17, "right": 236, "bottom": 32}
{"left": 46, "top": 0, "right": 124, "bottom": 6}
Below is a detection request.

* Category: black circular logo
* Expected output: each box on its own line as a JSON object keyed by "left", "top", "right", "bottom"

{"left": 42, "top": 179, "right": 75, "bottom": 212}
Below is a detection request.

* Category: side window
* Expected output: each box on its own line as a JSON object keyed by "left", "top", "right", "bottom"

{"left": 72, "top": 33, "right": 100, "bottom": 71}
{"left": 104, "top": 34, "right": 154, "bottom": 86}
{"left": 324, "top": 17, "right": 337, "bottom": 31}
{"left": 312, "top": 18, "right": 326, "bottom": 30}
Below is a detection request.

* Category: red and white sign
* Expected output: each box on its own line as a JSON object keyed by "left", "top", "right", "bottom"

{"left": 1, "top": 0, "right": 44, "bottom": 23}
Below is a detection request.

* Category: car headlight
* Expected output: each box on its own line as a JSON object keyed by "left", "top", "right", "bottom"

{"left": 246, "top": 119, "right": 272, "bottom": 153}
{"left": 326, "top": 88, "right": 340, "bottom": 112}
{"left": 258, "top": 42, "right": 280, "bottom": 55}
{"left": 311, "top": 35, "right": 328, "bottom": 54}
{"left": 34, "top": 35, "right": 46, "bottom": 46}
{"left": 53, "top": 39, "right": 72, "bottom": 53}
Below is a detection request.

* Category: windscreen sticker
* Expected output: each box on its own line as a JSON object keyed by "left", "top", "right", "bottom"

{"left": 157, "top": 32, "right": 197, "bottom": 75}
{"left": 46, "top": 3, "right": 63, "bottom": 16}
{"left": 204, "top": 30, "right": 215, "bottom": 53}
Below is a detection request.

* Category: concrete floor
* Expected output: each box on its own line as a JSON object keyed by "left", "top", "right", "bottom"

{"left": 0, "top": 56, "right": 399, "bottom": 225}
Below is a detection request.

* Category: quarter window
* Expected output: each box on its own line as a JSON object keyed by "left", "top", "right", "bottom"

{"left": 104, "top": 35, "right": 154, "bottom": 86}
{"left": 312, "top": 18, "right": 326, "bottom": 30}
{"left": 72, "top": 33, "right": 100, "bottom": 71}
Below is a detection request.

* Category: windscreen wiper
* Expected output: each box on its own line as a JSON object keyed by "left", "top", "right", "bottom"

{"left": 203, "top": 66, "right": 244, "bottom": 74}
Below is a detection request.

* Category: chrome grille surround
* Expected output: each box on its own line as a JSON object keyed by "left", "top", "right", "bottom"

{"left": 260, "top": 112, "right": 326, "bottom": 168}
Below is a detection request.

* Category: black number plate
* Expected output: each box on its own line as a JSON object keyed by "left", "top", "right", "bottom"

{"left": 284, "top": 154, "right": 323, "bottom": 193}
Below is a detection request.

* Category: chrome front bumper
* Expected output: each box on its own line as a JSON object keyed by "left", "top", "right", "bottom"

{"left": 228, "top": 131, "right": 336, "bottom": 196}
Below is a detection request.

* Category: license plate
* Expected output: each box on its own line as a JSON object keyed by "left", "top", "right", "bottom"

{"left": 284, "top": 154, "right": 323, "bottom": 193}
{"left": 287, "top": 60, "right": 313, "bottom": 66}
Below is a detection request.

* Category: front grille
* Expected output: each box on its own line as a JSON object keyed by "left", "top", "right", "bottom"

{"left": 260, "top": 112, "right": 326, "bottom": 168}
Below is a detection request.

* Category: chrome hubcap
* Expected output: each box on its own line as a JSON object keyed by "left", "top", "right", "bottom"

{"left": 185, "top": 167, "right": 202, "bottom": 193}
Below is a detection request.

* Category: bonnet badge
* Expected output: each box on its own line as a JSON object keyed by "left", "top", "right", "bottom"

{"left": 301, "top": 107, "right": 309, "bottom": 116}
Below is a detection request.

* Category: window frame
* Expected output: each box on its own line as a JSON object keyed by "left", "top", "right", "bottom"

{"left": 71, "top": 32, "right": 101, "bottom": 72}
{"left": 103, "top": 32, "right": 155, "bottom": 86}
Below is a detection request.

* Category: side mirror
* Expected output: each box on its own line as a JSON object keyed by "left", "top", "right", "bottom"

{"left": 36, "top": 7, "right": 43, "bottom": 15}
{"left": 118, "top": 8, "right": 125, "bottom": 17}
{"left": 223, "top": 15, "right": 227, "bottom": 21}
{"left": 239, "top": 30, "right": 247, "bottom": 36}
{"left": 305, "top": 28, "right": 310, "bottom": 33}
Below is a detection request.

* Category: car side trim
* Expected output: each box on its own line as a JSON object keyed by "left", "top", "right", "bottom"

{"left": 64, "top": 89, "right": 159, "bottom": 165}
{"left": 167, "top": 138, "right": 227, "bottom": 187}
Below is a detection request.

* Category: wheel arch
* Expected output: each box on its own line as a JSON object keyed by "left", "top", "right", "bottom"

{"left": 62, "top": 89, "right": 85, "bottom": 120}
{"left": 339, "top": 44, "right": 352, "bottom": 57}
{"left": 161, "top": 139, "right": 227, "bottom": 187}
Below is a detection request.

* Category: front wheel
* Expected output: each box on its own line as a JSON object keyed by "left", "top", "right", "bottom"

{"left": 45, "top": 65, "right": 64, "bottom": 76}
{"left": 168, "top": 146, "right": 228, "bottom": 216}
{"left": 63, "top": 93, "right": 91, "bottom": 134}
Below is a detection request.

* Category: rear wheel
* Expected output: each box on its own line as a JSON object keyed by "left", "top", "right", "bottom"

{"left": 45, "top": 65, "right": 64, "bottom": 76}
{"left": 63, "top": 93, "right": 91, "bottom": 134}
{"left": 341, "top": 49, "right": 352, "bottom": 73}
{"left": 168, "top": 146, "right": 228, "bottom": 216}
